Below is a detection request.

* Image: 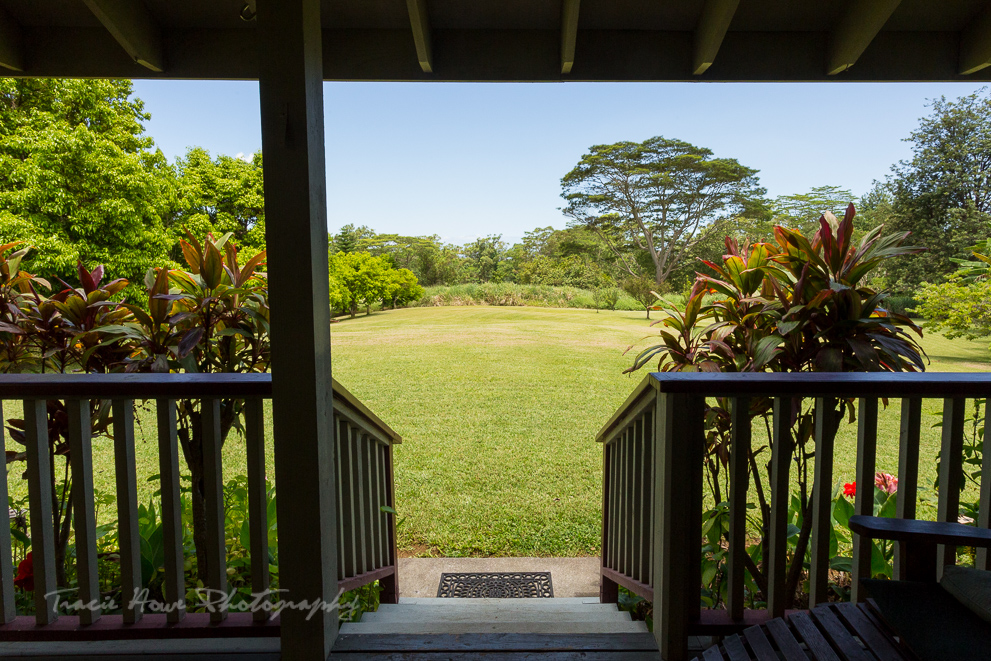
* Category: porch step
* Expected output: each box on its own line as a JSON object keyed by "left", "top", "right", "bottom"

{"left": 340, "top": 597, "right": 649, "bottom": 636}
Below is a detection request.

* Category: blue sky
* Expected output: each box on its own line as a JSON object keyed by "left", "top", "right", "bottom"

{"left": 131, "top": 80, "right": 987, "bottom": 246}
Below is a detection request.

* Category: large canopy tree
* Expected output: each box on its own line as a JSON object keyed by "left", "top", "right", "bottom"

{"left": 879, "top": 89, "right": 991, "bottom": 292}
{"left": 171, "top": 147, "right": 266, "bottom": 256}
{"left": 561, "top": 136, "right": 766, "bottom": 291}
{"left": 0, "top": 79, "right": 174, "bottom": 288}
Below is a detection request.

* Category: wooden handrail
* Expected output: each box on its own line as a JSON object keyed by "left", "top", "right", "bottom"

{"left": 0, "top": 373, "right": 400, "bottom": 446}
{"left": 648, "top": 371, "right": 991, "bottom": 397}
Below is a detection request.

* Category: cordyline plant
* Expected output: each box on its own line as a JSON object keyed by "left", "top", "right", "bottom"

{"left": 113, "top": 230, "right": 269, "bottom": 583}
{"left": 627, "top": 204, "right": 926, "bottom": 608}
{"left": 1, "top": 233, "right": 268, "bottom": 588}
{"left": 2, "top": 253, "right": 129, "bottom": 585}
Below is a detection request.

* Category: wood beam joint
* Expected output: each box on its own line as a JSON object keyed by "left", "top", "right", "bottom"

{"left": 693, "top": 0, "right": 739, "bottom": 75}
{"left": 561, "top": 0, "right": 580, "bottom": 75}
{"left": 960, "top": 5, "right": 991, "bottom": 75}
{"left": 82, "top": 0, "right": 165, "bottom": 72}
{"left": 827, "top": 0, "right": 901, "bottom": 75}
{"left": 406, "top": 0, "right": 433, "bottom": 73}
{"left": 0, "top": 5, "right": 24, "bottom": 72}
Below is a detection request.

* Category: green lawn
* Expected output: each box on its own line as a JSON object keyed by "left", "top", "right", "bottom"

{"left": 329, "top": 306, "right": 991, "bottom": 558}
{"left": 9, "top": 305, "right": 989, "bottom": 560}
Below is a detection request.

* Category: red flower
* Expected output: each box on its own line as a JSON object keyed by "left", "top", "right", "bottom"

{"left": 843, "top": 482, "right": 856, "bottom": 497}
{"left": 14, "top": 552, "right": 33, "bottom": 591}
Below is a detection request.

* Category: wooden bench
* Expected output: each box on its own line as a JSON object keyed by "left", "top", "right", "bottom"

{"left": 697, "top": 515, "right": 991, "bottom": 660}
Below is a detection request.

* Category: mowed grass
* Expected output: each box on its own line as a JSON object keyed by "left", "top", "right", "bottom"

{"left": 330, "top": 307, "right": 991, "bottom": 557}
{"left": 7, "top": 306, "right": 989, "bottom": 559}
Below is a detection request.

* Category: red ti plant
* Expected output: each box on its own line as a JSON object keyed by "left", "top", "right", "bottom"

{"left": 6, "top": 261, "right": 128, "bottom": 586}
{"left": 627, "top": 204, "right": 925, "bottom": 607}
{"left": 116, "top": 230, "right": 269, "bottom": 583}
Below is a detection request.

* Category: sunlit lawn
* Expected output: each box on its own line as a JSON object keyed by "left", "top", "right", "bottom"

{"left": 9, "top": 305, "right": 989, "bottom": 559}
{"left": 329, "top": 307, "right": 991, "bottom": 557}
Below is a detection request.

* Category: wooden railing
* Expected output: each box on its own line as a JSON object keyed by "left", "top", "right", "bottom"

{"left": 0, "top": 373, "right": 399, "bottom": 642}
{"left": 598, "top": 371, "right": 991, "bottom": 661}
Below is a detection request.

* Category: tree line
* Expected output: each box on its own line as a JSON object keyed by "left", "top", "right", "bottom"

{"left": 1, "top": 78, "right": 989, "bottom": 320}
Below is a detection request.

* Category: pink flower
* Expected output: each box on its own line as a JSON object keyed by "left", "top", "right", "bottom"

{"left": 875, "top": 472, "right": 898, "bottom": 495}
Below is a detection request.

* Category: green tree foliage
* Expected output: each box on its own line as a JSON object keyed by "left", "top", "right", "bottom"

{"left": 0, "top": 79, "right": 174, "bottom": 290}
{"left": 514, "top": 226, "right": 617, "bottom": 289}
{"left": 773, "top": 186, "right": 854, "bottom": 236}
{"left": 328, "top": 251, "right": 390, "bottom": 317}
{"left": 880, "top": 89, "right": 991, "bottom": 292}
{"left": 333, "top": 224, "right": 375, "bottom": 254}
{"left": 171, "top": 147, "right": 266, "bottom": 255}
{"left": 915, "top": 239, "right": 991, "bottom": 343}
{"left": 384, "top": 267, "right": 425, "bottom": 309}
{"left": 561, "top": 136, "right": 767, "bottom": 290}
{"left": 463, "top": 235, "right": 513, "bottom": 283}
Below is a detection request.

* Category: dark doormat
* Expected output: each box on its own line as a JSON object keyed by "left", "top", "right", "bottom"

{"left": 437, "top": 572, "right": 554, "bottom": 598}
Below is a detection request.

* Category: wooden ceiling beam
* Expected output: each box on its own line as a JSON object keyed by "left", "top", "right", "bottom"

{"left": 960, "top": 5, "right": 991, "bottom": 75}
{"left": 827, "top": 0, "right": 901, "bottom": 75}
{"left": 82, "top": 0, "right": 164, "bottom": 72}
{"left": 693, "top": 0, "right": 739, "bottom": 75}
{"left": 0, "top": 5, "right": 23, "bottom": 72}
{"left": 406, "top": 0, "right": 432, "bottom": 73}
{"left": 561, "top": 0, "right": 580, "bottom": 74}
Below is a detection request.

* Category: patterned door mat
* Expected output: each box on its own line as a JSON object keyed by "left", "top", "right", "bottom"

{"left": 437, "top": 571, "right": 554, "bottom": 598}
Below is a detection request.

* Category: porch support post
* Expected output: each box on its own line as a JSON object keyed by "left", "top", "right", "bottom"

{"left": 257, "top": 1, "right": 338, "bottom": 658}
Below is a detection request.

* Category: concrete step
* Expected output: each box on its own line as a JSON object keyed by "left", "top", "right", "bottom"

{"left": 339, "top": 619, "right": 650, "bottom": 635}
{"left": 361, "top": 608, "right": 633, "bottom": 624}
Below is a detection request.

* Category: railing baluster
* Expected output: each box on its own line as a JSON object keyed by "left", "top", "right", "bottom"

{"left": 646, "top": 408, "right": 654, "bottom": 590}
{"left": 352, "top": 428, "right": 367, "bottom": 576}
{"left": 202, "top": 399, "right": 227, "bottom": 622}
{"left": 335, "top": 416, "right": 346, "bottom": 582}
{"left": 369, "top": 439, "right": 382, "bottom": 570}
{"left": 727, "top": 397, "right": 751, "bottom": 620}
{"left": 112, "top": 399, "right": 143, "bottom": 623}
{"left": 338, "top": 420, "right": 357, "bottom": 579}
{"left": 767, "top": 397, "right": 794, "bottom": 617}
{"left": 67, "top": 399, "right": 100, "bottom": 625}
{"left": 24, "top": 399, "right": 57, "bottom": 624}
{"left": 979, "top": 398, "right": 991, "bottom": 571}
{"left": 245, "top": 397, "right": 270, "bottom": 621}
{"left": 851, "top": 397, "right": 879, "bottom": 603}
{"left": 619, "top": 427, "right": 631, "bottom": 577}
{"left": 360, "top": 436, "right": 375, "bottom": 572}
{"left": 629, "top": 417, "right": 644, "bottom": 584}
{"left": 0, "top": 402, "right": 16, "bottom": 624}
{"left": 378, "top": 442, "right": 389, "bottom": 569}
{"left": 379, "top": 442, "right": 400, "bottom": 604}
{"left": 156, "top": 399, "right": 186, "bottom": 623}
{"left": 809, "top": 397, "right": 836, "bottom": 607}
{"left": 644, "top": 409, "right": 654, "bottom": 588}
{"left": 600, "top": 439, "right": 617, "bottom": 602}
{"left": 608, "top": 442, "right": 618, "bottom": 571}
{"left": 654, "top": 393, "right": 705, "bottom": 660}
{"left": 895, "top": 397, "right": 922, "bottom": 578}
{"left": 937, "top": 396, "right": 966, "bottom": 573}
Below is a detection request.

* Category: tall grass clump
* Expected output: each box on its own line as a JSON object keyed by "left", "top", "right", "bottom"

{"left": 417, "top": 283, "right": 655, "bottom": 310}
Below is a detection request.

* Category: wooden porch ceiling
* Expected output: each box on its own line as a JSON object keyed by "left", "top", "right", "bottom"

{"left": 0, "top": 0, "right": 990, "bottom": 82}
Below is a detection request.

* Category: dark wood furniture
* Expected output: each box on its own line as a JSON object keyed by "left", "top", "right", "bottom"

{"left": 697, "top": 515, "right": 991, "bottom": 659}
